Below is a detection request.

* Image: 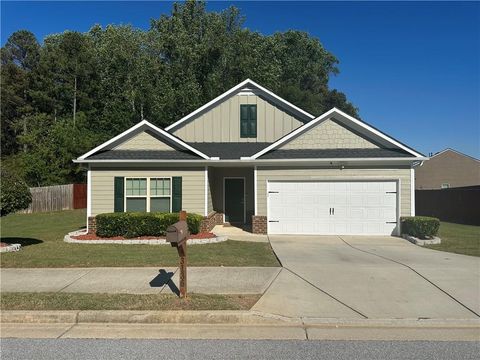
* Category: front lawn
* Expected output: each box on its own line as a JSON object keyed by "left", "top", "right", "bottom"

{"left": 425, "top": 222, "right": 480, "bottom": 257}
{"left": 0, "top": 292, "right": 260, "bottom": 311}
{"left": 0, "top": 210, "right": 279, "bottom": 267}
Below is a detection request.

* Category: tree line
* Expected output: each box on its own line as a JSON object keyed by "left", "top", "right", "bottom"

{"left": 1, "top": 0, "right": 358, "bottom": 187}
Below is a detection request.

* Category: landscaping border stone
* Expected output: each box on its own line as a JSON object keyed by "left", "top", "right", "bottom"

{"left": 64, "top": 230, "right": 228, "bottom": 245}
{"left": 0, "top": 243, "right": 21, "bottom": 253}
{"left": 402, "top": 234, "right": 441, "bottom": 246}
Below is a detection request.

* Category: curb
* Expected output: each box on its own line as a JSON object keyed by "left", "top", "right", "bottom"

{"left": 2, "top": 310, "right": 479, "bottom": 328}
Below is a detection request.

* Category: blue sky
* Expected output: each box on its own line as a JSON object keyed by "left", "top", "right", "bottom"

{"left": 2, "top": 1, "right": 479, "bottom": 158}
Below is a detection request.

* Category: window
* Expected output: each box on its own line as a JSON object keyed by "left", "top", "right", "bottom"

{"left": 150, "top": 178, "right": 171, "bottom": 212}
{"left": 441, "top": 183, "right": 450, "bottom": 189}
{"left": 125, "top": 178, "right": 147, "bottom": 211}
{"left": 240, "top": 104, "right": 257, "bottom": 138}
{"left": 125, "top": 177, "right": 171, "bottom": 212}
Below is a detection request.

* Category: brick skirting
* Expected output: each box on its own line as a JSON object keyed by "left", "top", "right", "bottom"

{"left": 87, "top": 216, "right": 97, "bottom": 234}
{"left": 200, "top": 212, "right": 224, "bottom": 233}
{"left": 252, "top": 215, "right": 267, "bottom": 234}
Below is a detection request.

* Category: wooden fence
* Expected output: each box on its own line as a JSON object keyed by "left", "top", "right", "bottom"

{"left": 19, "top": 183, "right": 87, "bottom": 213}
{"left": 415, "top": 186, "right": 480, "bottom": 225}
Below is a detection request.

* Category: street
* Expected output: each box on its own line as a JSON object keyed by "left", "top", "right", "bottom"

{"left": 1, "top": 339, "right": 478, "bottom": 360}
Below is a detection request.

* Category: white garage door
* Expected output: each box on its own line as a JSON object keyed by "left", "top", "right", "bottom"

{"left": 267, "top": 181, "right": 398, "bottom": 235}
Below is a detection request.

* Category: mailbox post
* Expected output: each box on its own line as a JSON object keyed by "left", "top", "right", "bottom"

{"left": 166, "top": 210, "right": 189, "bottom": 298}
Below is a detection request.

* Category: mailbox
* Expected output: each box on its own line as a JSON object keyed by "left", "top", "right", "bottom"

{"left": 166, "top": 221, "right": 189, "bottom": 245}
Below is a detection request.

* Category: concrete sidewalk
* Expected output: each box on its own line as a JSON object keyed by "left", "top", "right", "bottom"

{"left": 0, "top": 267, "right": 281, "bottom": 295}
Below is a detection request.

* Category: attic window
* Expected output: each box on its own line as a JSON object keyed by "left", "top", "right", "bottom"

{"left": 240, "top": 104, "right": 257, "bottom": 138}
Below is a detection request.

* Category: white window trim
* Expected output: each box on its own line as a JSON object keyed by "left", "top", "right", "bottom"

{"left": 124, "top": 177, "right": 172, "bottom": 213}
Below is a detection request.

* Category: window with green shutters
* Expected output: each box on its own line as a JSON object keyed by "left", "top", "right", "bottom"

{"left": 122, "top": 177, "right": 174, "bottom": 212}
{"left": 240, "top": 104, "right": 257, "bottom": 138}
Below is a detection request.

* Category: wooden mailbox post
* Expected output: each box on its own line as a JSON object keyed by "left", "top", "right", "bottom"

{"left": 166, "top": 210, "right": 189, "bottom": 298}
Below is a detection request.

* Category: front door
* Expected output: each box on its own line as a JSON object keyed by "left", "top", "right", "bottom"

{"left": 224, "top": 178, "right": 245, "bottom": 223}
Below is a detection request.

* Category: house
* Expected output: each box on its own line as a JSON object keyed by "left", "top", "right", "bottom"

{"left": 75, "top": 79, "right": 427, "bottom": 236}
{"left": 415, "top": 148, "right": 480, "bottom": 190}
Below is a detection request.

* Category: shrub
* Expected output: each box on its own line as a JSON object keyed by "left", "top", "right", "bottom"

{"left": 95, "top": 212, "right": 204, "bottom": 238}
{"left": 401, "top": 216, "right": 440, "bottom": 239}
{"left": 0, "top": 169, "right": 32, "bottom": 216}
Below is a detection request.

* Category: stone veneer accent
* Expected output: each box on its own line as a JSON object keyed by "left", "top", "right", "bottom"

{"left": 88, "top": 216, "right": 97, "bottom": 234}
{"left": 200, "top": 212, "right": 224, "bottom": 233}
{"left": 252, "top": 215, "right": 267, "bottom": 234}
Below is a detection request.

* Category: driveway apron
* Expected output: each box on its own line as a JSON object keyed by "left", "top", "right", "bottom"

{"left": 256, "top": 235, "right": 478, "bottom": 319}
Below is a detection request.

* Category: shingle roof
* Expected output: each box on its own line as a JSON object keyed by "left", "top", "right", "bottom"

{"left": 85, "top": 146, "right": 412, "bottom": 161}
{"left": 190, "top": 142, "right": 272, "bottom": 159}
{"left": 259, "top": 148, "right": 412, "bottom": 159}
{"left": 87, "top": 150, "right": 201, "bottom": 160}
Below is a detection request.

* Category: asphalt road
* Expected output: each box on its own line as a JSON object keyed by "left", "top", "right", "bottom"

{"left": 1, "top": 339, "right": 478, "bottom": 360}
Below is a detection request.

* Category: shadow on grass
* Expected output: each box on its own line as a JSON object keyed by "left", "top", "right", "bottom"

{"left": 0, "top": 237, "right": 43, "bottom": 247}
{"left": 150, "top": 269, "right": 180, "bottom": 296}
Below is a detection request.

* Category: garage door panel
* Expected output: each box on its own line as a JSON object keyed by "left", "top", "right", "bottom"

{"left": 268, "top": 181, "right": 398, "bottom": 235}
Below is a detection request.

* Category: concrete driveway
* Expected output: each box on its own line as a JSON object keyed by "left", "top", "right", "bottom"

{"left": 253, "top": 236, "right": 480, "bottom": 319}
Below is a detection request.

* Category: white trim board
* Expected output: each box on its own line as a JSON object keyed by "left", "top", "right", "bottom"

{"left": 248, "top": 108, "right": 425, "bottom": 160}
{"left": 76, "top": 120, "right": 211, "bottom": 161}
{"left": 165, "top": 79, "right": 315, "bottom": 132}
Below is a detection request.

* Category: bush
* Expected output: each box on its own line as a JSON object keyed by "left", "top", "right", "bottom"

{"left": 95, "top": 212, "right": 204, "bottom": 238}
{"left": 401, "top": 216, "right": 440, "bottom": 239}
{"left": 0, "top": 169, "right": 32, "bottom": 216}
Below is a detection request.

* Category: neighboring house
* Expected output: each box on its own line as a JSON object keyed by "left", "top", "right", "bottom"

{"left": 75, "top": 79, "right": 427, "bottom": 236}
{"left": 415, "top": 148, "right": 480, "bottom": 190}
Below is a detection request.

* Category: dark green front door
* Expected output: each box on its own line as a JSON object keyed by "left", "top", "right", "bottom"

{"left": 224, "top": 178, "right": 245, "bottom": 223}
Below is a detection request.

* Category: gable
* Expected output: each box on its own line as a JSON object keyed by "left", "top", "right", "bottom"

{"left": 280, "top": 118, "right": 379, "bottom": 150}
{"left": 114, "top": 130, "right": 175, "bottom": 151}
{"left": 172, "top": 93, "right": 307, "bottom": 143}
{"left": 249, "top": 108, "right": 425, "bottom": 160}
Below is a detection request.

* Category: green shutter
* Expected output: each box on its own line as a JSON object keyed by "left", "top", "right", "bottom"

{"left": 172, "top": 176, "right": 182, "bottom": 212}
{"left": 240, "top": 104, "right": 249, "bottom": 138}
{"left": 114, "top": 177, "right": 124, "bottom": 212}
{"left": 250, "top": 104, "right": 257, "bottom": 137}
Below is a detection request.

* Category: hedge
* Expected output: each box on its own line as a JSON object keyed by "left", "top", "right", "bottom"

{"left": 95, "top": 212, "right": 204, "bottom": 238}
{"left": 400, "top": 216, "right": 440, "bottom": 239}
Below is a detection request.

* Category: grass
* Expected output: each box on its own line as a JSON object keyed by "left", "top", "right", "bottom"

{"left": 0, "top": 209, "right": 279, "bottom": 268}
{"left": 425, "top": 222, "right": 480, "bottom": 257}
{"left": 0, "top": 292, "right": 260, "bottom": 311}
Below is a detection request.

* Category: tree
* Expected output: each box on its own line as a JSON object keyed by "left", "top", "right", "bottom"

{"left": 1, "top": 30, "right": 40, "bottom": 155}
{"left": 1, "top": 1, "right": 359, "bottom": 187}
{"left": 0, "top": 169, "right": 32, "bottom": 216}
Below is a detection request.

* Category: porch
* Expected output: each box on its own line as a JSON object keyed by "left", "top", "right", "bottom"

{"left": 207, "top": 166, "right": 254, "bottom": 227}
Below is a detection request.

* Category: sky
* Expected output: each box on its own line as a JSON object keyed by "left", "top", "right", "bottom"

{"left": 2, "top": 1, "right": 479, "bottom": 158}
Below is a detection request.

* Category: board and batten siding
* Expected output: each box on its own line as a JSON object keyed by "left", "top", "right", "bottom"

{"left": 173, "top": 94, "right": 305, "bottom": 143}
{"left": 256, "top": 167, "right": 411, "bottom": 217}
{"left": 114, "top": 131, "right": 174, "bottom": 151}
{"left": 281, "top": 118, "right": 379, "bottom": 150}
{"left": 90, "top": 167, "right": 205, "bottom": 216}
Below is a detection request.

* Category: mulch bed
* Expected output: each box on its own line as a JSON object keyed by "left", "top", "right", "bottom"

{"left": 71, "top": 232, "right": 216, "bottom": 241}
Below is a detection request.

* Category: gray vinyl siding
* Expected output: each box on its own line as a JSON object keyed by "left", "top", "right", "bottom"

{"left": 114, "top": 131, "right": 174, "bottom": 151}
{"left": 90, "top": 167, "right": 205, "bottom": 216}
{"left": 173, "top": 94, "right": 305, "bottom": 143}
{"left": 256, "top": 167, "right": 411, "bottom": 217}
{"left": 281, "top": 118, "right": 379, "bottom": 150}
